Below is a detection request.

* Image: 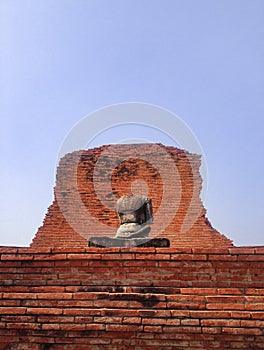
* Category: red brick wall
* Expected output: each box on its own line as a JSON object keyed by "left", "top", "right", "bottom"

{"left": 0, "top": 246, "right": 263, "bottom": 349}
{"left": 31, "top": 144, "right": 232, "bottom": 249}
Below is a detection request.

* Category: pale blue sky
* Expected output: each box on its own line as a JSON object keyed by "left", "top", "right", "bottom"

{"left": 1, "top": 0, "right": 263, "bottom": 246}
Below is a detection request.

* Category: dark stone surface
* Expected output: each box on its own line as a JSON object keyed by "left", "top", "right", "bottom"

{"left": 88, "top": 236, "right": 170, "bottom": 248}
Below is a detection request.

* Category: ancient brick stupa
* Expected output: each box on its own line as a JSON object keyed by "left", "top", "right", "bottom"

{"left": 1, "top": 143, "right": 263, "bottom": 349}
{"left": 31, "top": 143, "right": 233, "bottom": 249}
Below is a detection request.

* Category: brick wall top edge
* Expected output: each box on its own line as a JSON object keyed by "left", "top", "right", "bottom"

{"left": 1, "top": 246, "right": 263, "bottom": 255}
{"left": 59, "top": 143, "right": 201, "bottom": 162}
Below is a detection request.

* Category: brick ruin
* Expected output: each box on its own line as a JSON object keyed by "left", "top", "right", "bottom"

{"left": 0, "top": 143, "right": 263, "bottom": 349}
{"left": 31, "top": 143, "right": 233, "bottom": 249}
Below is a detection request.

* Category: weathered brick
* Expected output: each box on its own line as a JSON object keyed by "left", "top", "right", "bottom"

{"left": 201, "top": 319, "right": 240, "bottom": 327}
{"left": 6, "top": 322, "right": 41, "bottom": 330}
{"left": 1, "top": 254, "right": 33, "bottom": 261}
{"left": 102, "top": 308, "right": 138, "bottom": 317}
{"left": 241, "top": 320, "right": 264, "bottom": 327}
{"left": 0, "top": 335, "right": 19, "bottom": 342}
{"left": 59, "top": 323, "right": 86, "bottom": 331}
{"left": 222, "top": 327, "right": 263, "bottom": 335}
{"left": 255, "top": 247, "right": 264, "bottom": 254}
{"left": 202, "top": 327, "right": 221, "bottom": 334}
{"left": 0, "top": 261, "right": 21, "bottom": 267}
{"left": 245, "top": 296, "right": 264, "bottom": 303}
{"left": 80, "top": 338, "right": 110, "bottom": 345}
{"left": 121, "top": 247, "right": 156, "bottom": 253}
{"left": 86, "top": 247, "right": 120, "bottom": 253}
{"left": 18, "top": 248, "right": 51, "bottom": 254}
{"left": 26, "top": 308, "right": 63, "bottom": 315}
{"left": 105, "top": 253, "right": 135, "bottom": 260}
{"left": 0, "top": 247, "right": 18, "bottom": 253}
{"left": 143, "top": 325, "right": 162, "bottom": 333}
{"left": 0, "top": 307, "right": 26, "bottom": 315}
{"left": 31, "top": 286, "right": 65, "bottom": 293}
{"left": 36, "top": 292, "right": 73, "bottom": 299}
{"left": 218, "top": 288, "right": 244, "bottom": 295}
{"left": 93, "top": 300, "right": 129, "bottom": 308}
{"left": 67, "top": 253, "right": 102, "bottom": 260}
{"left": 52, "top": 247, "right": 86, "bottom": 253}
{"left": 206, "top": 296, "right": 245, "bottom": 303}
{"left": 245, "top": 303, "right": 264, "bottom": 311}
{"left": 180, "top": 288, "right": 217, "bottom": 295}
{"left": 1, "top": 315, "right": 35, "bottom": 323}
{"left": 106, "top": 324, "right": 142, "bottom": 332}
{"left": 180, "top": 318, "right": 200, "bottom": 326}
{"left": 63, "top": 308, "right": 96, "bottom": 315}
{"left": 206, "top": 303, "right": 245, "bottom": 310}
{"left": 34, "top": 253, "right": 67, "bottom": 260}
{"left": 142, "top": 318, "right": 167, "bottom": 325}
{"left": 0, "top": 300, "right": 21, "bottom": 307}
{"left": 2, "top": 292, "right": 37, "bottom": 300}
{"left": 167, "top": 301, "right": 205, "bottom": 310}
{"left": 171, "top": 254, "right": 207, "bottom": 261}
{"left": 209, "top": 254, "right": 238, "bottom": 261}
{"left": 163, "top": 326, "right": 202, "bottom": 333}
{"left": 192, "top": 248, "right": 229, "bottom": 255}
{"left": 41, "top": 323, "right": 60, "bottom": 330}
{"left": 72, "top": 292, "right": 107, "bottom": 300}
{"left": 170, "top": 310, "right": 190, "bottom": 318}
{"left": 229, "top": 247, "right": 256, "bottom": 255}
{"left": 37, "top": 316, "right": 74, "bottom": 323}
{"left": 166, "top": 319, "right": 181, "bottom": 326}
{"left": 122, "top": 317, "right": 141, "bottom": 324}
{"left": 238, "top": 255, "right": 264, "bottom": 261}
{"left": 251, "top": 312, "right": 264, "bottom": 320}
{"left": 231, "top": 311, "right": 251, "bottom": 318}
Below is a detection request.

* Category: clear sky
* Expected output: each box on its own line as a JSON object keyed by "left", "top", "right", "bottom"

{"left": 1, "top": 0, "right": 263, "bottom": 247}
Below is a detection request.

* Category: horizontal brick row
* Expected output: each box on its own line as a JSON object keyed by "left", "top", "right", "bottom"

{"left": 1, "top": 245, "right": 264, "bottom": 255}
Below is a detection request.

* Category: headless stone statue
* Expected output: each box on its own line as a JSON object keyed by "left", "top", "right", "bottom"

{"left": 115, "top": 194, "right": 153, "bottom": 239}
{"left": 89, "top": 193, "right": 169, "bottom": 247}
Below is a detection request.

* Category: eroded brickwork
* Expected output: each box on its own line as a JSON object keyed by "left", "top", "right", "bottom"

{"left": 31, "top": 144, "right": 232, "bottom": 249}
{"left": 0, "top": 246, "right": 263, "bottom": 349}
